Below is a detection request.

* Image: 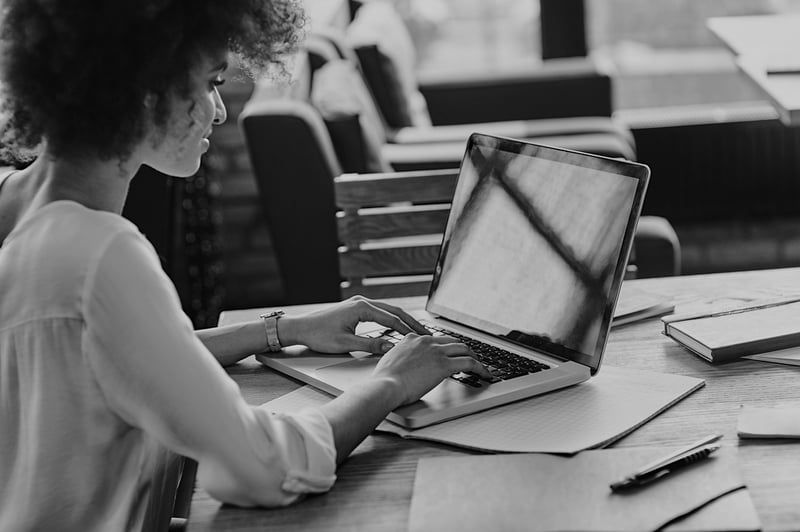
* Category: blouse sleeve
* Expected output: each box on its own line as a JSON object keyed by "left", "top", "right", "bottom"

{"left": 81, "top": 230, "right": 336, "bottom": 507}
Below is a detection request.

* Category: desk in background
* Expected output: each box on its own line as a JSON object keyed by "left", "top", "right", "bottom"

{"left": 709, "top": 14, "right": 800, "bottom": 125}
{"left": 189, "top": 268, "right": 800, "bottom": 531}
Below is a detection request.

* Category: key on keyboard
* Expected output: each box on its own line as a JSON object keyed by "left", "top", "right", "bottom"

{"left": 363, "top": 323, "right": 551, "bottom": 388}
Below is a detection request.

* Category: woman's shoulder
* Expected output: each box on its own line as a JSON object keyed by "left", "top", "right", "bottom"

{"left": 0, "top": 201, "right": 161, "bottom": 323}
{"left": 63, "top": 200, "right": 139, "bottom": 231}
{"left": 26, "top": 200, "right": 142, "bottom": 243}
{"left": 0, "top": 166, "right": 14, "bottom": 186}
{"left": 4, "top": 200, "right": 154, "bottom": 272}
{"left": 54, "top": 201, "right": 155, "bottom": 259}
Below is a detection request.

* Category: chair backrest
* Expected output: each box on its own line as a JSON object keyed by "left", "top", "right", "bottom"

{"left": 240, "top": 95, "right": 345, "bottom": 304}
{"left": 241, "top": 88, "right": 456, "bottom": 304}
{"left": 335, "top": 169, "right": 458, "bottom": 299}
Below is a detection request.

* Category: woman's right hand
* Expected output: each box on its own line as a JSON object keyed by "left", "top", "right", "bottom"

{"left": 372, "top": 334, "right": 491, "bottom": 406}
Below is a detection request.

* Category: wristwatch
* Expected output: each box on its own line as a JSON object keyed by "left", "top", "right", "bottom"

{"left": 259, "top": 310, "right": 285, "bottom": 352}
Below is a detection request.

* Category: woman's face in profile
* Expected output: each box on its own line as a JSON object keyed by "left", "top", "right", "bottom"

{"left": 144, "top": 53, "right": 228, "bottom": 178}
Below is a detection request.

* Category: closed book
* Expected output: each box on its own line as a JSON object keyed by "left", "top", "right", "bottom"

{"left": 662, "top": 299, "right": 800, "bottom": 363}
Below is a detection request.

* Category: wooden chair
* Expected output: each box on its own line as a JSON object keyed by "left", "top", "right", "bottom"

{"left": 336, "top": 169, "right": 457, "bottom": 299}
{"left": 334, "top": 169, "right": 680, "bottom": 300}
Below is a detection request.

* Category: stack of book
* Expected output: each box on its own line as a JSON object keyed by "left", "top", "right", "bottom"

{"left": 662, "top": 297, "right": 800, "bottom": 364}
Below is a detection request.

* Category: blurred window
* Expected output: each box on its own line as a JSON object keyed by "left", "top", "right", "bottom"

{"left": 400, "top": 0, "right": 800, "bottom": 109}
{"left": 397, "top": 0, "right": 541, "bottom": 75}
{"left": 587, "top": 0, "right": 800, "bottom": 109}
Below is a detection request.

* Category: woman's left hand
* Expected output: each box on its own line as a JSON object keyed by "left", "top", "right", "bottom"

{"left": 277, "top": 296, "right": 430, "bottom": 355}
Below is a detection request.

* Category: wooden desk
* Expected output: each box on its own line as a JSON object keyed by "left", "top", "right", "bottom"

{"left": 709, "top": 15, "right": 800, "bottom": 125}
{"left": 190, "top": 269, "right": 800, "bottom": 531}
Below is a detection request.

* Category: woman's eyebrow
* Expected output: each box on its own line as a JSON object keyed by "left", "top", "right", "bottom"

{"left": 209, "top": 61, "right": 228, "bottom": 73}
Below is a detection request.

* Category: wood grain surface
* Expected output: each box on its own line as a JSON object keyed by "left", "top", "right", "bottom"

{"left": 190, "top": 269, "right": 800, "bottom": 531}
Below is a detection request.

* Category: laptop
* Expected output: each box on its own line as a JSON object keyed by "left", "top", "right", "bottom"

{"left": 257, "top": 133, "right": 650, "bottom": 428}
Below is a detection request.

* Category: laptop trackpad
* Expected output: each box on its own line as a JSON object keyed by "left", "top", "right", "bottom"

{"left": 314, "top": 356, "right": 381, "bottom": 391}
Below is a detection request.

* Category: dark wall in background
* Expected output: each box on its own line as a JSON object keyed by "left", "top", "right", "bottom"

{"left": 123, "top": 166, "right": 179, "bottom": 274}
{"left": 124, "top": 164, "right": 223, "bottom": 327}
{"left": 631, "top": 114, "right": 800, "bottom": 274}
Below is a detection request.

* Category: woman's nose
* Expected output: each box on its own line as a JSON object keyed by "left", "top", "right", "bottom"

{"left": 212, "top": 88, "right": 227, "bottom": 125}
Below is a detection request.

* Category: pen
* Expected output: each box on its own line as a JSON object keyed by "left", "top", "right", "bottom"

{"left": 610, "top": 434, "right": 723, "bottom": 492}
{"left": 767, "top": 68, "right": 800, "bottom": 76}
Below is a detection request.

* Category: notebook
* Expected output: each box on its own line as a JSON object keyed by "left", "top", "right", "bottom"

{"left": 662, "top": 297, "right": 800, "bottom": 363}
{"left": 257, "top": 133, "right": 650, "bottom": 428}
{"left": 408, "top": 447, "right": 759, "bottom": 532}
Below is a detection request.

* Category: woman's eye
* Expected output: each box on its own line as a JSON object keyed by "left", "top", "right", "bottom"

{"left": 209, "top": 77, "right": 225, "bottom": 89}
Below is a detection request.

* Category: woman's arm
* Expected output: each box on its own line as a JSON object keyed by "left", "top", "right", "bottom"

{"left": 195, "top": 320, "right": 267, "bottom": 367}
{"left": 318, "top": 333, "right": 489, "bottom": 462}
{"left": 196, "top": 297, "right": 489, "bottom": 462}
{"left": 196, "top": 296, "right": 433, "bottom": 367}
{"left": 88, "top": 233, "right": 487, "bottom": 505}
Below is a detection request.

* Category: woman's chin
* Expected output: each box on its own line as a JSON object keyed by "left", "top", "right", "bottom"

{"left": 146, "top": 161, "right": 201, "bottom": 179}
{"left": 146, "top": 151, "right": 204, "bottom": 178}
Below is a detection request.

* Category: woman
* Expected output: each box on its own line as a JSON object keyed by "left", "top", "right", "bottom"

{"left": 0, "top": 1, "right": 487, "bottom": 530}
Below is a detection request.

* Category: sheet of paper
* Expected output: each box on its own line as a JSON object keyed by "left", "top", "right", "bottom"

{"left": 614, "top": 283, "right": 673, "bottom": 320}
{"left": 262, "top": 366, "right": 704, "bottom": 454}
{"left": 745, "top": 345, "right": 800, "bottom": 366}
{"left": 738, "top": 403, "right": 800, "bottom": 438}
{"left": 380, "top": 366, "right": 702, "bottom": 453}
{"left": 408, "top": 447, "right": 760, "bottom": 532}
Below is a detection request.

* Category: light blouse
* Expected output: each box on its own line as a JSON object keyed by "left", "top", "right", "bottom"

{"left": 0, "top": 200, "right": 336, "bottom": 531}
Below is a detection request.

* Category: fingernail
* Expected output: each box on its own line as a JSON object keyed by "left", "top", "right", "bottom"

{"left": 381, "top": 342, "right": 393, "bottom": 353}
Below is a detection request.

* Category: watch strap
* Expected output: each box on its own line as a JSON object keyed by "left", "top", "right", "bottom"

{"left": 259, "top": 310, "right": 285, "bottom": 352}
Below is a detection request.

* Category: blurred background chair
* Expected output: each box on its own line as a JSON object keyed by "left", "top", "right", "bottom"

{"left": 240, "top": 96, "right": 679, "bottom": 304}
{"left": 341, "top": 1, "right": 623, "bottom": 124}
{"left": 303, "top": 17, "right": 638, "bottom": 169}
{"left": 239, "top": 0, "right": 680, "bottom": 305}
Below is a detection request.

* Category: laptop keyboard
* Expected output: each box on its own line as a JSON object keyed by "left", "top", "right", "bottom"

{"left": 363, "top": 323, "right": 551, "bottom": 388}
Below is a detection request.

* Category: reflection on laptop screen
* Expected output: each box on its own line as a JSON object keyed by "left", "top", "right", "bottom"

{"left": 427, "top": 135, "right": 644, "bottom": 369}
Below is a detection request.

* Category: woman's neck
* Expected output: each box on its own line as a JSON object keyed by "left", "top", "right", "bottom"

{"left": 24, "top": 147, "right": 139, "bottom": 214}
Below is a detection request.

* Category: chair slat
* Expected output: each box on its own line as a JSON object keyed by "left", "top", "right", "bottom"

{"left": 337, "top": 204, "right": 450, "bottom": 242}
{"left": 334, "top": 169, "right": 458, "bottom": 208}
{"left": 334, "top": 170, "right": 456, "bottom": 299}
{"left": 339, "top": 244, "right": 441, "bottom": 277}
{"left": 340, "top": 275, "right": 432, "bottom": 299}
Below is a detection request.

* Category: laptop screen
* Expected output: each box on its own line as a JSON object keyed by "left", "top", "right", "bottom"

{"left": 426, "top": 134, "right": 649, "bottom": 371}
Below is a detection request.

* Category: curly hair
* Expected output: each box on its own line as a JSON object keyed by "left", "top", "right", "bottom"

{"left": 0, "top": 0, "right": 306, "bottom": 163}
